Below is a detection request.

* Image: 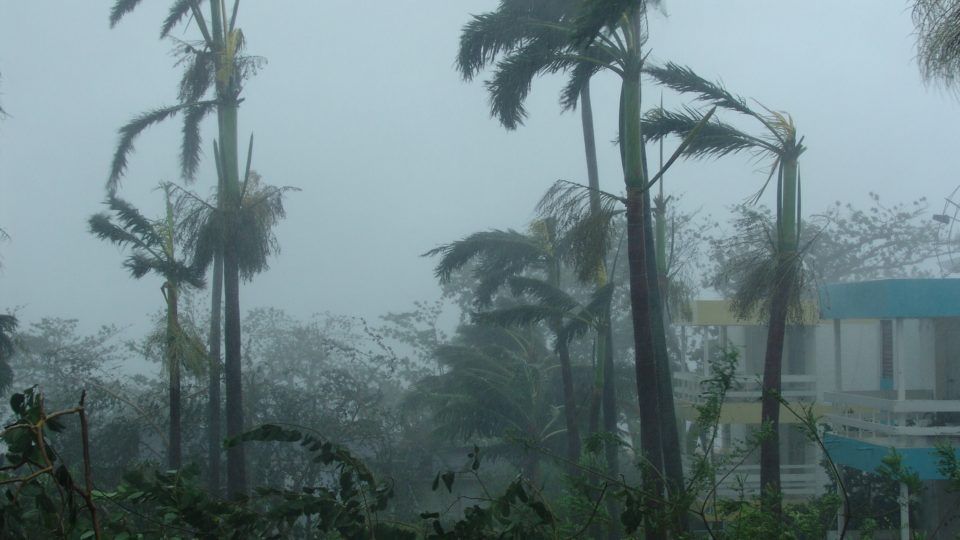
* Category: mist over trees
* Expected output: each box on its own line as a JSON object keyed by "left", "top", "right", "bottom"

{"left": 0, "top": 0, "right": 958, "bottom": 538}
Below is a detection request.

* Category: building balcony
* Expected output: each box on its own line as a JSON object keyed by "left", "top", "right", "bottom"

{"left": 824, "top": 389, "right": 960, "bottom": 444}
{"left": 682, "top": 457, "right": 823, "bottom": 500}
{"left": 674, "top": 371, "right": 818, "bottom": 405}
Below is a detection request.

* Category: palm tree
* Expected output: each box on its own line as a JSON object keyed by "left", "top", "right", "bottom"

{"left": 643, "top": 62, "right": 806, "bottom": 515}
{"left": 407, "top": 325, "right": 564, "bottom": 483}
{"left": 109, "top": 0, "right": 265, "bottom": 496}
{"left": 457, "top": 5, "right": 688, "bottom": 534}
{"left": 457, "top": 5, "right": 622, "bottom": 515}
{"left": 426, "top": 223, "right": 604, "bottom": 474}
{"left": 89, "top": 187, "right": 205, "bottom": 469}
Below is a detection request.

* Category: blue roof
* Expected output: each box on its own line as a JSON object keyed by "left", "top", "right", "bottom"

{"left": 818, "top": 279, "right": 960, "bottom": 320}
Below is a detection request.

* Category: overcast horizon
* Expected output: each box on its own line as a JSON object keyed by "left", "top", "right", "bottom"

{"left": 2, "top": 1, "right": 958, "bottom": 338}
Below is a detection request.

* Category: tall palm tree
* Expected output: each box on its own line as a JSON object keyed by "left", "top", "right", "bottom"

{"left": 89, "top": 187, "right": 205, "bottom": 469}
{"left": 458, "top": 7, "right": 623, "bottom": 518}
{"left": 458, "top": 5, "right": 687, "bottom": 534}
{"left": 643, "top": 62, "right": 806, "bottom": 515}
{"left": 109, "top": 0, "right": 265, "bottom": 496}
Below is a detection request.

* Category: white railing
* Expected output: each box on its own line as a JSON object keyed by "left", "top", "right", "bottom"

{"left": 682, "top": 459, "right": 821, "bottom": 499}
{"left": 674, "top": 372, "right": 817, "bottom": 404}
{"left": 824, "top": 390, "right": 960, "bottom": 439}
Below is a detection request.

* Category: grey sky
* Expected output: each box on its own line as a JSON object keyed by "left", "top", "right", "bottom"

{"left": 0, "top": 2, "right": 956, "bottom": 335}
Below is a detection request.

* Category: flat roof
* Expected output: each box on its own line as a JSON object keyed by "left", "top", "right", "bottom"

{"left": 819, "top": 279, "right": 960, "bottom": 320}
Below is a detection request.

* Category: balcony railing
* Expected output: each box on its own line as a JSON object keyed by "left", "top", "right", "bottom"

{"left": 824, "top": 390, "right": 960, "bottom": 440}
{"left": 682, "top": 458, "right": 822, "bottom": 499}
{"left": 674, "top": 371, "right": 818, "bottom": 405}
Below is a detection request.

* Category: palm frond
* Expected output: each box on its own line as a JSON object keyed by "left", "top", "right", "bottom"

{"left": 569, "top": 0, "right": 635, "bottom": 47}
{"left": 176, "top": 42, "right": 215, "bottom": 103}
{"left": 913, "top": 0, "right": 960, "bottom": 88}
{"left": 457, "top": 10, "right": 536, "bottom": 81}
{"left": 642, "top": 106, "right": 778, "bottom": 159}
{"left": 108, "top": 102, "right": 195, "bottom": 192}
{"left": 473, "top": 304, "right": 562, "bottom": 328}
{"left": 507, "top": 276, "right": 579, "bottom": 312}
{"left": 109, "top": 0, "right": 145, "bottom": 28}
{"left": 88, "top": 213, "right": 145, "bottom": 249}
{"left": 424, "top": 230, "right": 545, "bottom": 284}
{"left": 161, "top": 0, "right": 195, "bottom": 38}
{"left": 560, "top": 53, "right": 606, "bottom": 111}
{"left": 457, "top": 0, "right": 577, "bottom": 80}
{"left": 486, "top": 37, "right": 570, "bottom": 129}
{"left": 560, "top": 283, "right": 614, "bottom": 344}
{"left": 106, "top": 195, "right": 163, "bottom": 247}
{"left": 180, "top": 100, "right": 217, "bottom": 181}
{"left": 644, "top": 62, "right": 755, "bottom": 117}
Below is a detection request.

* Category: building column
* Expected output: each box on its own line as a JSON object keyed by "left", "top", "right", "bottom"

{"left": 895, "top": 318, "right": 906, "bottom": 402}
{"left": 899, "top": 481, "right": 910, "bottom": 540}
{"left": 833, "top": 319, "right": 842, "bottom": 393}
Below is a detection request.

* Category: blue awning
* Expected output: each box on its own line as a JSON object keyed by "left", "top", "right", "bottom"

{"left": 818, "top": 279, "right": 960, "bottom": 320}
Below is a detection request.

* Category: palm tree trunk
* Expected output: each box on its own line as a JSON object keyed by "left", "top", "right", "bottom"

{"left": 166, "top": 282, "right": 181, "bottom": 470}
{"left": 759, "top": 264, "right": 789, "bottom": 516}
{"left": 210, "top": 0, "right": 247, "bottom": 498}
{"left": 621, "top": 11, "right": 665, "bottom": 534}
{"left": 582, "top": 80, "right": 622, "bottom": 539}
{"left": 581, "top": 83, "right": 605, "bottom": 442}
{"left": 643, "top": 184, "right": 685, "bottom": 515}
{"left": 760, "top": 156, "right": 799, "bottom": 516}
{"left": 207, "top": 251, "right": 223, "bottom": 494}
{"left": 557, "top": 335, "right": 582, "bottom": 474}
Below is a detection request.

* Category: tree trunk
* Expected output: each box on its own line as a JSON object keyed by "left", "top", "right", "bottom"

{"left": 620, "top": 17, "right": 665, "bottom": 532}
{"left": 557, "top": 335, "right": 582, "bottom": 474}
{"left": 207, "top": 252, "right": 223, "bottom": 494}
{"left": 211, "top": 0, "right": 247, "bottom": 497}
{"left": 760, "top": 154, "right": 799, "bottom": 516}
{"left": 581, "top": 80, "right": 606, "bottom": 441}
{"left": 166, "top": 282, "right": 181, "bottom": 470}
{"left": 759, "top": 262, "right": 790, "bottom": 517}
{"left": 626, "top": 187, "right": 665, "bottom": 530}
{"left": 223, "top": 234, "right": 245, "bottom": 497}
{"left": 644, "top": 186, "right": 686, "bottom": 527}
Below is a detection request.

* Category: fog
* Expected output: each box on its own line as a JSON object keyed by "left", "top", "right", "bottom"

{"left": 1, "top": 2, "right": 953, "bottom": 333}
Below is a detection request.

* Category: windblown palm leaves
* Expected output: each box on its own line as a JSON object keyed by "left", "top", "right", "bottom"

{"left": 913, "top": 0, "right": 960, "bottom": 89}
{"left": 643, "top": 62, "right": 808, "bottom": 515}
{"left": 107, "top": 1, "right": 264, "bottom": 192}
{"left": 456, "top": 0, "right": 620, "bottom": 129}
{"left": 426, "top": 221, "right": 614, "bottom": 475}
{"left": 176, "top": 171, "right": 296, "bottom": 281}
{"left": 643, "top": 62, "right": 807, "bottom": 319}
{"left": 88, "top": 193, "right": 204, "bottom": 289}
{"left": 407, "top": 328, "right": 563, "bottom": 480}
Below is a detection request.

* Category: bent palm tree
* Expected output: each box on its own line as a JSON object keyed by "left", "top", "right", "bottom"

{"left": 459, "top": 6, "right": 622, "bottom": 517}
{"left": 643, "top": 62, "right": 806, "bottom": 515}
{"left": 89, "top": 187, "right": 205, "bottom": 469}
{"left": 458, "top": 5, "right": 688, "bottom": 534}
{"left": 110, "top": 0, "right": 266, "bottom": 496}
